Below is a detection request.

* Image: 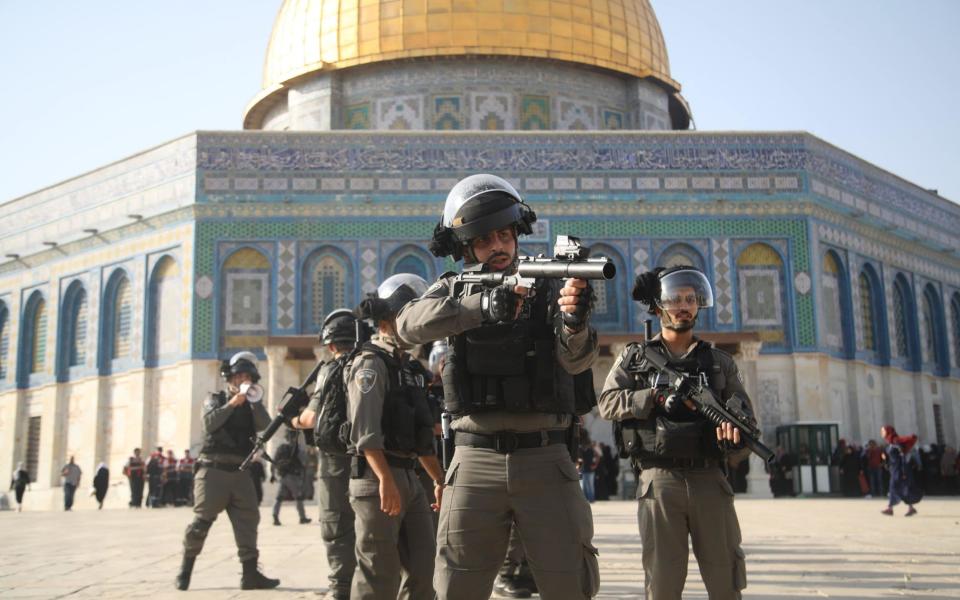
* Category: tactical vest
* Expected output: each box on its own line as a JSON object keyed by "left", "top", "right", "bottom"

{"left": 614, "top": 340, "right": 725, "bottom": 462}
{"left": 363, "top": 343, "right": 435, "bottom": 455}
{"left": 442, "top": 279, "right": 594, "bottom": 416}
{"left": 314, "top": 357, "right": 352, "bottom": 455}
{"left": 200, "top": 392, "right": 256, "bottom": 457}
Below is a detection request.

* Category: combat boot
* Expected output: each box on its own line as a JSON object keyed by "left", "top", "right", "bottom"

{"left": 174, "top": 556, "right": 195, "bottom": 591}
{"left": 240, "top": 558, "right": 280, "bottom": 590}
{"left": 493, "top": 574, "right": 533, "bottom": 598}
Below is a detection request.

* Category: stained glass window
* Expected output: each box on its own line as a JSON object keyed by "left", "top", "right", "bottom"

{"left": 31, "top": 300, "right": 47, "bottom": 373}
{"left": 223, "top": 248, "right": 270, "bottom": 333}
{"left": 821, "top": 253, "right": 842, "bottom": 350}
{"left": 150, "top": 258, "right": 181, "bottom": 358}
{"left": 113, "top": 278, "right": 132, "bottom": 359}
{"left": 893, "top": 282, "right": 909, "bottom": 358}
{"left": 858, "top": 273, "right": 876, "bottom": 352}
{"left": 922, "top": 293, "right": 936, "bottom": 364}
{"left": 69, "top": 290, "right": 88, "bottom": 367}
{"left": 312, "top": 255, "right": 346, "bottom": 328}
{"left": 736, "top": 243, "right": 785, "bottom": 344}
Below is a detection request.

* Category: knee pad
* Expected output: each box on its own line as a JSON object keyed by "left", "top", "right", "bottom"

{"left": 185, "top": 518, "right": 213, "bottom": 542}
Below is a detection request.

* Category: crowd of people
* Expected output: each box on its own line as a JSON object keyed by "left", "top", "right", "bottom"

{"left": 766, "top": 428, "right": 959, "bottom": 505}
{"left": 577, "top": 434, "right": 620, "bottom": 502}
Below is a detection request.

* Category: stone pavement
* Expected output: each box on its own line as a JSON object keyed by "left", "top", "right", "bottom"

{"left": 1, "top": 498, "right": 958, "bottom": 599}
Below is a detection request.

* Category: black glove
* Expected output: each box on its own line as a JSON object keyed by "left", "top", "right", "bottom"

{"left": 662, "top": 392, "right": 689, "bottom": 417}
{"left": 481, "top": 284, "right": 519, "bottom": 323}
{"left": 561, "top": 282, "right": 593, "bottom": 332}
{"left": 632, "top": 268, "right": 664, "bottom": 312}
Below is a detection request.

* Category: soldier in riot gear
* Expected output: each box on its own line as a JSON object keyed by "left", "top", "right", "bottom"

{"left": 174, "top": 351, "right": 280, "bottom": 591}
{"left": 396, "top": 174, "right": 600, "bottom": 600}
{"left": 271, "top": 428, "right": 311, "bottom": 526}
{"left": 598, "top": 266, "right": 753, "bottom": 600}
{"left": 289, "top": 308, "right": 362, "bottom": 600}
{"left": 347, "top": 273, "right": 445, "bottom": 600}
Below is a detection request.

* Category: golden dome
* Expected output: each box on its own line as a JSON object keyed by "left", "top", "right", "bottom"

{"left": 245, "top": 0, "right": 680, "bottom": 128}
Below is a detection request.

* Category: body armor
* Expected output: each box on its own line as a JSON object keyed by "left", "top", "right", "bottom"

{"left": 363, "top": 343, "right": 435, "bottom": 455}
{"left": 200, "top": 392, "right": 257, "bottom": 457}
{"left": 615, "top": 340, "right": 725, "bottom": 462}
{"left": 442, "top": 279, "right": 588, "bottom": 416}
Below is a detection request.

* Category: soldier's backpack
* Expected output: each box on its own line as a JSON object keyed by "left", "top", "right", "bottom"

{"left": 314, "top": 353, "right": 355, "bottom": 455}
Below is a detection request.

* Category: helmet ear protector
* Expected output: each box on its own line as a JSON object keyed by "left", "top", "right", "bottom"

{"left": 430, "top": 174, "right": 536, "bottom": 260}
{"left": 430, "top": 202, "right": 536, "bottom": 260}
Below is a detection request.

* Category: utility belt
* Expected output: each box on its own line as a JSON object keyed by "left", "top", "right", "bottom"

{"left": 197, "top": 459, "right": 243, "bottom": 473}
{"left": 351, "top": 454, "right": 417, "bottom": 479}
{"left": 454, "top": 429, "right": 568, "bottom": 454}
{"left": 635, "top": 456, "right": 721, "bottom": 471}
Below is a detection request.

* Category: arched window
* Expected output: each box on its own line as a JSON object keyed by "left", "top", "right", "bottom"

{"left": 58, "top": 283, "right": 89, "bottom": 377}
{"left": 223, "top": 248, "right": 271, "bottom": 334}
{"left": 736, "top": 243, "right": 787, "bottom": 345}
{"left": 590, "top": 244, "right": 627, "bottom": 329}
{"left": 17, "top": 292, "right": 48, "bottom": 386}
{"left": 858, "top": 272, "right": 878, "bottom": 352}
{"left": 31, "top": 300, "right": 47, "bottom": 373}
{"left": 892, "top": 277, "right": 911, "bottom": 359}
{"left": 147, "top": 257, "right": 181, "bottom": 364}
{"left": 657, "top": 243, "right": 706, "bottom": 271}
{"left": 821, "top": 252, "right": 846, "bottom": 352}
{"left": 0, "top": 302, "right": 9, "bottom": 381}
{"left": 951, "top": 293, "right": 960, "bottom": 369}
{"left": 386, "top": 246, "right": 434, "bottom": 282}
{"left": 922, "top": 284, "right": 947, "bottom": 374}
{"left": 302, "top": 247, "right": 352, "bottom": 334}
{"left": 112, "top": 277, "right": 133, "bottom": 359}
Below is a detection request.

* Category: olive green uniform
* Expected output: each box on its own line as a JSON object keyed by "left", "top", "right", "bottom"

{"left": 182, "top": 393, "right": 270, "bottom": 562}
{"left": 396, "top": 275, "right": 601, "bottom": 600}
{"left": 347, "top": 333, "right": 436, "bottom": 600}
{"left": 598, "top": 335, "right": 750, "bottom": 600}
{"left": 307, "top": 360, "right": 357, "bottom": 599}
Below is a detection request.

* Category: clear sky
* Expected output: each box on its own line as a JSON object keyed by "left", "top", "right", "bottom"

{"left": 1, "top": 1, "right": 958, "bottom": 204}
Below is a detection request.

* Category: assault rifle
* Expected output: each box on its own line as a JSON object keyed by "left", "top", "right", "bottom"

{"left": 452, "top": 235, "right": 616, "bottom": 297}
{"left": 239, "top": 362, "right": 323, "bottom": 471}
{"left": 638, "top": 337, "right": 775, "bottom": 464}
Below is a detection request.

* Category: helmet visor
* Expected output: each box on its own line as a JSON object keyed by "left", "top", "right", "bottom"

{"left": 377, "top": 273, "right": 429, "bottom": 301}
{"left": 656, "top": 270, "right": 714, "bottom": 310}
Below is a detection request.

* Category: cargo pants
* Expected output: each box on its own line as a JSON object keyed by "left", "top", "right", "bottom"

{"left": 637, "top": 467, "right": 747, "bottom": 600}
{"left": 183, "top": 465, "right": 260, "bottom": 561}
{"left": 434, "top": 444, "right": 600, "bottom": 600}
{"left": 319, "top": 451, "right": 356, "bottom": 598}
{"left": 350, "top": 464, "right": 436, "bottom": 600}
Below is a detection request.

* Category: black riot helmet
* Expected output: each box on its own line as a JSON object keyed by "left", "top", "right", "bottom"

{"left": 219, "top": 351, "right": 261, "bottom": 383}
{"left": 632, "top": 266, "right": 714, "bottom": 315}
{"left": 320, "top": 308, "right": 358, "bottom": 346}
{"left": 429, "top": 174, "right": 536, "bottom": 260}
{"left": 356, "top": 273, "right": 429, "bottom": 322}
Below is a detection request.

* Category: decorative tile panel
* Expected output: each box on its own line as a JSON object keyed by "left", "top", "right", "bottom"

{"left": 557, "top": 98, "right": 597, "bottom": 130}
{"left": 276, "top": 241, "right": 297, "bottom": 330}
{"left": 433, "top": 96, "right": 464, "bottom": 130}
{"left": 345, "top": 102, "right": 370, "bottom": 129}
{"left": 470, "top": 93, "right": 512, "bottom": 130}
{"left": 712, "top": 239, "right": 734, "bottom": 324}
{"left": 602, "top": 109, "right": 623, "bottom": 130}
{"left": 520, "top": 96, "right": 551, "bottom": 130}
{"left": 377, "top": 95, "right": 424, "bottom": 130}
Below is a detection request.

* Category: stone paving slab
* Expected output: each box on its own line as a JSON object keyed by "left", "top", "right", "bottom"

{"left": 1, "top": 498, "right": 959, "bottom": 599}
